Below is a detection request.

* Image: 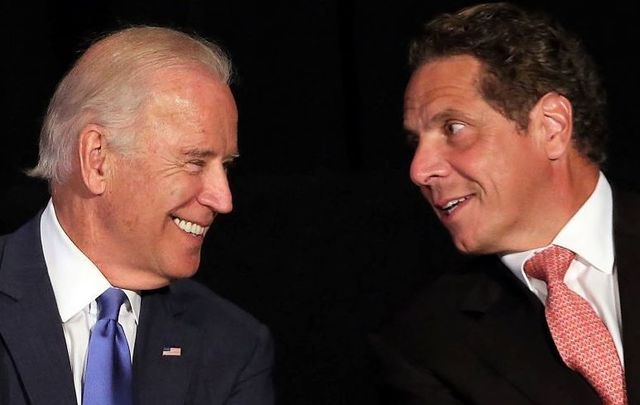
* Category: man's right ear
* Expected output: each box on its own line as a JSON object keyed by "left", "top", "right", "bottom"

{"left": 78, "top": 125, "right": 109, "bottom": 195}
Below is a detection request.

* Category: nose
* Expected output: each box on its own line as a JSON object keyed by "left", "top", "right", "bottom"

{"left": 409, "top": 137, "right": 449, "bottom": 186}
{"left": 198, "top": 165, "right": 233, "bottom": 214}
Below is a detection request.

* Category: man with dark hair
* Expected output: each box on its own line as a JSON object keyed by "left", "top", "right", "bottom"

{"left": 373, "top": 3, "right": 636, "bottom": 404}
{"left": 0, "top": 27, "right": 273, "bottom": 405}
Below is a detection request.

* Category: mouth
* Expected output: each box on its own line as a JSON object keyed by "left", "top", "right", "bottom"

{"left": 171, "top": 215, "right": 210, "bottom": 237}
{"left": 435, "top": 194, "right": 473, "bottom": 216}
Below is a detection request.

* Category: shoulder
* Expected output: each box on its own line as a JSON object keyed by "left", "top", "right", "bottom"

{"left": 0, "top": 214, "right": 43, "bottom": 272}
{"left": 0, "top": 213, "right": 41, "bottom": 250}
{"left": 165, "top": 279, "right": 274, "bottom": 391}
{"left": 369, "top": 256, "right": 507, "bottom": 400}
{"left": 168, "top": 278, "right": 271, "bottom": 345}
{"left": 377, "top": 255, "right": 510, "bottom": 353}
{"left": 612, "top": 185, "right": 640, "bottom": 228}
{"left": 391, "top": 255, "right": 501, "bottom": 320}
{"left": 138, "top": 278, "right": 274, "bottom": 402}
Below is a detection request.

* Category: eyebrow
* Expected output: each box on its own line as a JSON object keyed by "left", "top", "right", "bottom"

{"left": 406, "top": 108, "right": 469, "bottom": 131}
{"left": 183, "top": 148, "right": 214, "bottom": 158}
{"left": 225, "top": 153, "right": 240, "bottom": 162}
{"left": 429, "top": 108, "right": 468, "bottom": 126}
{"left": 404, "top": 107, "right": 471, "bottom": 143}
{"left": 182, "top": 148, "right": 240, "bottom": 161}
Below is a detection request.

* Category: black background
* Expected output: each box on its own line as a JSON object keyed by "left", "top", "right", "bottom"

{"left": 2, "top": 1, "right": 638, "bottom": 403}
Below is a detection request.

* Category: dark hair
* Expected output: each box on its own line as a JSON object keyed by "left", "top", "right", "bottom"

{"left": 410, "top": 2, "right": 607, "bottom": 164}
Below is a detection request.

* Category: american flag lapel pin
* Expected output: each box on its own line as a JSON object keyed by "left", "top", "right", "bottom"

{"left": 162, "top": 346, "right": 182, "bottom": 357}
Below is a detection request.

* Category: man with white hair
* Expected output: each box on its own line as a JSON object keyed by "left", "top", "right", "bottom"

{"left": 0, "top": 26, "right": 274, "bottom": 405}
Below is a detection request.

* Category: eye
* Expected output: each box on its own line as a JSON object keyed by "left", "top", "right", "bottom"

{"left": 445, "top": 121, "right": 465, "bottom": 135}
{"left": 185, "top": 159, "right": 206, "bottom": 171}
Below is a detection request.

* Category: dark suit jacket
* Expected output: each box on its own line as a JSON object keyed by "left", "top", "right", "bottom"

{"left": 372, "top": 189, "right": 640, "bottom": 404}
{"left": 0, "top": 213, "right": 274, "bottom": 405}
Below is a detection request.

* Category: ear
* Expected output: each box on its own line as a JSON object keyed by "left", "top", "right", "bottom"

{"left": 78, "top": 124, "right": 109, "bottom": 195}
{"left": 533, "top": 92, "right": 573, "bottom": 160}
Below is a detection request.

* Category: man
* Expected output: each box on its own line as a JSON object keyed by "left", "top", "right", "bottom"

{"left": 373, "top": 3, "right": 638, "bottom": 405}
{"left": 0, "top": 27, "right": 274, "bottom": 405}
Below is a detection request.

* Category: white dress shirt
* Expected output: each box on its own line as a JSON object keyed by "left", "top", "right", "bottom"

{"left": 501, "top": 172, "right": 623, "bottom": 365}
{"left": 40, "top": 199, "right": 141, "bottom": 404}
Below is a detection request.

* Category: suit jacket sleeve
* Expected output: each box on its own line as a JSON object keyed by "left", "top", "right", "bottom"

{"left": 370, "top": 334, "right": 464, "bottom": 405}
{"left": 224, "top": 322, "right": 275, "bottom": 405}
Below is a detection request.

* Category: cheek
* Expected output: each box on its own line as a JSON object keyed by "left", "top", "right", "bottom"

{"left": 490, "top": 151, "right": 546, "bottom": 212}
{"left": 451, "top": 147, "right": 494, "bottom": 183}
{"left": 164, "top": 176, "right": 202, "bottom": 204}
{"left": 450, "top": 146, "right": 526, "bottom": 215}
{"left": 118, "top": 192, "right": 148, "bottom": 231}
{"left": 118, "top": 176, "right": 162, "bottom": 226}
{"left": 101, "top": 192, "right": 141, "bottom": 235}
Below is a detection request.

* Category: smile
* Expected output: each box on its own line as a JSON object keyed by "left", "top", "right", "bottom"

{"left": 438, "top": 195, "right": 472, "bottom": 216}
{"left": 172, "top": 216, "right": 209, "bottom": 236}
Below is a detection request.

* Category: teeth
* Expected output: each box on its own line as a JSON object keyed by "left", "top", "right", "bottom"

{"left": 440, "top": 196, "right": 469, "bottom": 214}
{"left": 173, "top": 217, "right": 208, "bottom": 236}
{"left": 442, "top": 197, "right": 467, "bottom": 210}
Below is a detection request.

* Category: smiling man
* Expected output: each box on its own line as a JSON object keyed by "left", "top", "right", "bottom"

{"left": 0, "top": 27, "right": 273, "bottom": 405}
{"left": 373, "top": 3, "right": 638, "bottom": 405}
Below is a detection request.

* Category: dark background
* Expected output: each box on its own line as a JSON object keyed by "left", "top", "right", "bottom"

{"left": 1, "top": 1, "right": 638, "bottom": 403}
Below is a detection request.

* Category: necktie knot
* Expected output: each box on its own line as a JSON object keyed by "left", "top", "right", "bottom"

{"left": 524, "top": 245, "right": 576, "bottom": 284}
{"left": 523, "top": 244, "right": 626, "bottom": 404}
{"left": 84, "top": 287, "right": 132, "bottom": 405}
{"left": 96, "top": 288, "right": 127, "bottom": 321}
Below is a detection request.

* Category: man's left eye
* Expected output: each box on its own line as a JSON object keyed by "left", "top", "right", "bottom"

{"left": 186, "top": 160, "right": 206, "bottom": 170}
{"left": 446, "top": 122, "right": 465, "bottom": 135}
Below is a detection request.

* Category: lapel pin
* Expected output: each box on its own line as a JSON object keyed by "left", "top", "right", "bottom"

{"left": 162, "top": 346, "right": 182, "bottom": 357}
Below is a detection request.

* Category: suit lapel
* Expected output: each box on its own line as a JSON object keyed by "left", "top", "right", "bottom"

{"left": 613, "top": 188, "right": 640, "bottom": 403}
{"left": 461, "top": 257, "right": 601, "bottom": 405}
{"left": 0, "top": 216, "right": 77, "bottom": 405}
{"left": 133, "top": 286, "right": 202, "bottom": 405}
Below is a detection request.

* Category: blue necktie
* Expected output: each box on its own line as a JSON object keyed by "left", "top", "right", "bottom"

{"left": 83, "top": 288, "right": 133, "bottom": 405}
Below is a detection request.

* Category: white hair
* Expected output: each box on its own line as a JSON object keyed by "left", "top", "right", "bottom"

{"left": 28, "top": 26, "right": 232, "bottom": 184}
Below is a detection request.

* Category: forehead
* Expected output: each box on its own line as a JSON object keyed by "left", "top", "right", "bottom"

{"left": 136, "top": 66, "right": 238, "bottom": 149}
{"left": 145, "top": 65, "right": 236, "bottom": 118}
{"left": 404, "top": 55, "right": 485, "bottom": 123}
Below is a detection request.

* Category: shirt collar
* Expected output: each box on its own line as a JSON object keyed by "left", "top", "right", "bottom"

{"left": 501, "top": 172, "right": 614, "bottom": 282}
{"left": 40, "top": 199, "right": 141, "bottom": 322}
{"left": 553, "top": 172, "right": 613, "bottom": 272}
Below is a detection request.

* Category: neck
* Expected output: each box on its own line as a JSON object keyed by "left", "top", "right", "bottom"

{"left": 500, "top": 154, "right": 600, "bottom": 255}
{"left": 51, "top": 187, "right": 171, "bottom": 291}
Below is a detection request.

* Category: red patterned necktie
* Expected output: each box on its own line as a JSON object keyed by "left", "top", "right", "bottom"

{"left": 524, "top": 245, "right": 626, "bottom": 405}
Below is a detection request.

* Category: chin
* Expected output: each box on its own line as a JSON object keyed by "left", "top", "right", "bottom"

{"left": 175, "top": 264, "right": 200, "bottom": 279}
{"left": 452, "top": 234, "right": 485, "bottom": 255}
{"left": 454, "top": 238, "right": 502, "bottom": 256}
{"left": 164, "top": 258, "right": 201, "bottom": 280}
{"left": 454, "top": 242, "right": 476, "bottom": 255}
